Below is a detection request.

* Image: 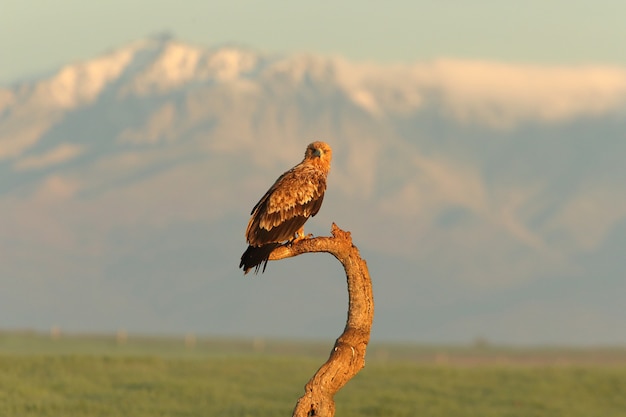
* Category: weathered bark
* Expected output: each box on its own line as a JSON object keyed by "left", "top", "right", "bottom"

{"left": 268, "top": 223, "right": 374, "bottom": 417}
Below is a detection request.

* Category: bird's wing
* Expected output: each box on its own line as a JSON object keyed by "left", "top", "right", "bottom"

{"left": 246, "top": 164, "right": 326, "bottom": 245}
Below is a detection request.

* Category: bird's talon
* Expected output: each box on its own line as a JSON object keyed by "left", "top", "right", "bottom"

{"left": 290, "top": 233, "right": 313, "bottom": 245}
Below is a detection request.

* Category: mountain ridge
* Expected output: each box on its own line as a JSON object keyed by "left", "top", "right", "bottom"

{"left": 1, "top": 36, "right": 625, "bottom": 345}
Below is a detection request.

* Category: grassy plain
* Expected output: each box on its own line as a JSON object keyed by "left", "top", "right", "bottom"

{"left": 1, "top": 331, "right": 625, "bottom": 417}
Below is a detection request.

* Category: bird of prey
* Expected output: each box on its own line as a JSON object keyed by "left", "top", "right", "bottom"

{"left": 239, "top": 141, "right": 332, "bottom": 274}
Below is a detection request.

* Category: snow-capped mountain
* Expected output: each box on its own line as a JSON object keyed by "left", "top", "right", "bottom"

{"left": 2, "top": 35, "right": 625, "bottom": 345}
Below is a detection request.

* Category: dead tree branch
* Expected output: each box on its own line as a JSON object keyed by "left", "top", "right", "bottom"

{"left": 269, "top": 223, "right": 374, "bottom": 417}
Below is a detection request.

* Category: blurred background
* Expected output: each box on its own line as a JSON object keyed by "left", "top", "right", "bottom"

{"left": 1, "top": 1, "right": 625, "bottom": 346}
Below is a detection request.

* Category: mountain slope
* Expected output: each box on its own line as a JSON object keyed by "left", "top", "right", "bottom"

{"left": 1, "top": 36, "right": 625, "bottom": 344}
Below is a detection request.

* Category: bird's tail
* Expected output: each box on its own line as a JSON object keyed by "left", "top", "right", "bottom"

{"left": 239, "top": 243, "right": 281, "bottom": 274}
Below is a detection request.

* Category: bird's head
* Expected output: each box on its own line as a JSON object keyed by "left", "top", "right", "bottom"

{"left": 305, "top": 141, "right": 332, "bottom": 167}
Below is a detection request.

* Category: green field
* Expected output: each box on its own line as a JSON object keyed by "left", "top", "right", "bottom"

{"left": 1, "top": 331, "right": 626, "bottom": 417}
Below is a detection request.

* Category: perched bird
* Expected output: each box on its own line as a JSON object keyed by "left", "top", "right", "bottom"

{"left": 239, "top": 141, "right": 332, "bottom": 274}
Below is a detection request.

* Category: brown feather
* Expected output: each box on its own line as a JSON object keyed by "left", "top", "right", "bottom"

{"left": 239, "top": 243, "right": 281, "bottom": 274}
{"left": 240, "top": 141, "right": 332, "bottom": 274}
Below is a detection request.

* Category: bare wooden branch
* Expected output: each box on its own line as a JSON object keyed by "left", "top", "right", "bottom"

{"left": 269, "top": 223, "right": 374, "bottom": 417}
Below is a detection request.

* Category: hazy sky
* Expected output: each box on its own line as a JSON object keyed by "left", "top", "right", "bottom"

{"left": 1, "top": 0, "right": 624, "bottom": 84}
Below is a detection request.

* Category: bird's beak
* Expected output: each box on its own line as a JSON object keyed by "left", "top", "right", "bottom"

{"left": 313, "top": 149, "right": 322, "bottom": 157}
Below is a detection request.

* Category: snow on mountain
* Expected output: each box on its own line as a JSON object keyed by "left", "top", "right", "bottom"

{"left": 1, "top": 36, "right": 626, "bottom": 345}
{"left": 408, "top": 59, "right": 626, "bottom": 127}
